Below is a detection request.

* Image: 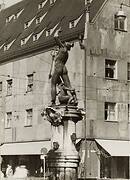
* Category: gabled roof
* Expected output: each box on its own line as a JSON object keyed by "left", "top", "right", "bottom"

{"left": 89, "top": 0, "right": 107, "bottom": 22}
{"left": 0, "top": 0, "right": 107, "bottom": 64}
{"left": 0, "top": 0, "right": 85, "bottom": 64}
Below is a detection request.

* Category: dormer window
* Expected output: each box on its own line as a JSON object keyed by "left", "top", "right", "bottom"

{"left": 38, "top": 0, "right": 47, "bottom": 9}
{"left": 46, "top": 29, "right": 51, "bottom": 37}
{"left": 6, "top": 17, "right": 10, "bottom": 23}
{"left": 33, "top": 34, "right": 38, "bottom": 41}
{"left": 14, "top": 9, "right": 24, "bottom": 20}
{"left": 36, "top": 13, "right": 47, "bottom": 25}
{"left": 14, "top": 14, "right": 18, "bottom": 20}
{"left": 21, "top": 34, "right": 32, "bottom": 46}
{"left": 38, "top": 2, "right": 43, "bottom": 9}
{"left": 69, "top": 20, "right": 75, "bottom": 28}
{"left": 24, "top": 22, "right": 29, "bottom": 29}
{"left": 69, "top": 14, "right": 83, "bottom": 29}
{"left": 6, "top": 14, "right": 15, "bottom": 23}
{"left": 33, "top": 29, "right": 45, "bottom": 41}
{"left": 24, "top": 17, "right": 35, "bottom": 29}
{"left": 114, "top": 9, "right": 127, "bottom": 31}
{"left": 3, "top": 39, "right": 15, "bottom": 51}
{"left": 36, "top": 17, "right": 40, "bottom": 24}
{"left": 21, "top": 39, "right": 26, "bottom": 46}
{"left": 4, "top": 45, "right": 8, "bottom": 51}
{"left": 50, "top": 0, "right": 56, "bottom": 5}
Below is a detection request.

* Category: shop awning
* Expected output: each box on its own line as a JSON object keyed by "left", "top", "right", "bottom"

{"left": 0, "top": 141, "right": 51, "bottom": 155}
{"left": 95, "top": 139, "right": 130, "bottom": 157}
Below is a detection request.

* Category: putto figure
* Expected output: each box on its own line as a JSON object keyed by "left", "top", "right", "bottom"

{"left": 49, "top": 36, "right": 74, "bottom": 105}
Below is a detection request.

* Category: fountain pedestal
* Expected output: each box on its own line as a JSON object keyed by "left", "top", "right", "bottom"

{"left": 45, "top": 105, "right": 83, "bottom": 180}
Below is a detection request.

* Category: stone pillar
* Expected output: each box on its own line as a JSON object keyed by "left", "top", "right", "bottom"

{"left": 46, "top": 105, "right": 83, "bottom": 180}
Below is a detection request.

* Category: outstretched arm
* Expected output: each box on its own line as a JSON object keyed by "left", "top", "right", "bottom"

{"left": 54, "top": 36, "right": 64, "bottom": 48}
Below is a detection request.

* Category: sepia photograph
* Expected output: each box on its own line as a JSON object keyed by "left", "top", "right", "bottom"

{"left": 0, "top": 0, "right": 130, "bottom": 179}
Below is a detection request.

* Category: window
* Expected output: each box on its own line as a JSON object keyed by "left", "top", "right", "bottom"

{"left": 50, "top": 0, "right": 56, "bottom": 5}
{"left": 7, "top": 79, "right": 12, "bottom": 96}
{"left": 46, "top": 29, "right": 51, "bottom": 37}
{"left": 21, "top": 39, "right": 26, "bottom": 46}
{"left": 27, "top": 74, "right": 33, "bottom": 92}
{"left": 36, "top": 17, "right": 40, "bottom": 24}
{"left": 38, "top": 0, "right": 47, "bottom": 9}
{"left": 69, "top": 20, "right": 75, "bottom": 29}
{"left": 114, "top": 14, "right": 127, "bottom": 31}
{"left": 33, "top": 34, "right": 38, "bottom": 41}
{"left": 105, "top": 102, "right": 117, "bottom": 121}
{"left": 127, "top": 63, "right": 130, "bottom": 81}
{"left": 105, "top": 59, "right": 116, "bottom": 79}
{"left": 14, "top": 9, "right": 24, "bottom": 20}
{"left": 25, "top": 109, "right": 33, "bottom": 126}
{"left": 24, "top": 22, "right": 29, "bottom": 29}
{"left": 4, "top": 45, "right": 8, "bottom": 51}
{"left": 6, "top": 17, "right": 10, "bottom": 23}
{"left": 5, "top": 112, "right": 12, "bottom": 128}
{"left": 128, "top": 104, "right": 130, "bottom": 123}
{"left": 38, "top": 2, "right": 43, "bottom": 9}
{"left": 0, "top": 82, "right": 2, "bottom": 93}
{"left": 21, "top": 34, "right": 32, "bottom": 46}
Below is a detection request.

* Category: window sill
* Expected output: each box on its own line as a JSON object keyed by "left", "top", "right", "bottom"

{"left": 24, "top": 125, "right": 32, "bottom": 127}
{"left": 4, "top": 127, "right": 11, "bottom": 129}
{"left": 115, "top": 28, "right": 127, "bottom": 32}
{"left": 105, "top": 120, "right": 118, "bottom": 123}
{"left": 105, "top": 77, "right": 118, "bottom": 81}
{"left": 6, "top": 94, "right": 12, "bottom": 97}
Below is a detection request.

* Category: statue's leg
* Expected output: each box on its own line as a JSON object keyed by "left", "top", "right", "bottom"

{"left": 51, "top": 70, "right": 61, "bottom": 104}
{"left": 61, "top": 66, "right": 71, "bottom": 88}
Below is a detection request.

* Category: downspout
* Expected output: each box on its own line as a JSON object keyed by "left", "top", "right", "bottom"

{"left": 79, "top": 1, "right": 90, "bottom": 178}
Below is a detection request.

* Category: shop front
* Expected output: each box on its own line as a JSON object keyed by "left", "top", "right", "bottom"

{"left": 1, "top": 141, "right": 51, "bottom": 178}
{"left": 78, "top": 139, "right": 130, "bottom": 180}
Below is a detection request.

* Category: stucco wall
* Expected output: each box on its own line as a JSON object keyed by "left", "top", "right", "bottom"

{"left": 0, "top": 41, "right": 84, "bottom": 143}
{"left": 85, "top": 0, "right": 130, "bottom": 140}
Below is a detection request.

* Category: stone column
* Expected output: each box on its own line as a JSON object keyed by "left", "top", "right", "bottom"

{"left": 46, "top": 105, "right": 83, "bottom": 180}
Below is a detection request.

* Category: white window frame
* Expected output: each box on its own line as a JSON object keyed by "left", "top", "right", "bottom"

{"left": 24, "top": 22, "right": 29, "bottom": 29}
{"left": 25, "top": 109, "right": 33, "bottom": 126}
{"left": 7, "top": 79, "right": 12, "bottom": 96}
{"left": 127, "top": 62, "right": 130, "bottom": 81}
{"left": 5, "top": 112, "right": 12, "bottom": 128}
{"left": 69, "top": 20, "right": 75, "bottom": 29}
{"left": 105, "top": 102, "right": 117, "bottom": 122}
{"left": 46, "top": 29, "right": 51, "bottom": 37}
{"left": 21, "top": 39, "right": 26, "bottom": 46}
{"left": 33, "top": 34, "right": 38, "bottom": 41}
{"left": 114, "top": 14, "right": 127, "bottom": 31}
{"left": 105, "top": 59, "right": 117, "bottom": 79}
{"left": 36, "top": 17, "right": 40, "bottom": 24}
{"left": 27, "top": 74, "right": 33, "bottom": 92}
{"left": 38, "top": 2, "right": 43, "bottom": 9}
{"left": 128, "top": 104, "right": 130, "bottom": 123}
{"left": 0, "top": 81, "right": 2, "bottom": 94}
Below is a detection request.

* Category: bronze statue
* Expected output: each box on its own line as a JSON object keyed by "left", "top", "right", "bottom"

{"left": 49, "top": 36, "right": 74, "bottom": 105}
{"left": 57, "top": 83, "right": 78, "bottom": 106}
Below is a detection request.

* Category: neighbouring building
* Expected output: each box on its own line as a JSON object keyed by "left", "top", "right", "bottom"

{"left": 0, "top": 0, "right": 130, "bottom": 179}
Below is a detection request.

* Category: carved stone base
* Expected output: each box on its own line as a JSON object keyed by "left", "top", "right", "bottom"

{"left": 45, "top": 105, "right": 84, "bottom": 180}
{"left": 47, "top": 151, "right": 79, "bottom": 179}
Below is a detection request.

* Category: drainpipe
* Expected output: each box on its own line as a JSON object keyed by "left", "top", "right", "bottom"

{"left": 79, "top": 0, "right": 90, "bottom": 178}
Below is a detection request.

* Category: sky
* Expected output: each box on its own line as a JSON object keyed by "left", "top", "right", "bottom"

{"left": 0, "top": 0, "right": 22, "bottom": 8}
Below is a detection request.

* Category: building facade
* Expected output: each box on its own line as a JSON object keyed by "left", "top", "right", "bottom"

{"left": 0, "top": 0, "right": 130, "bottom": 179}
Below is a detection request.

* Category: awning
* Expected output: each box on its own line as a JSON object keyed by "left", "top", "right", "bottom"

{"left": 0, "top": 141, "right": 51, "bottom": 155}
{"left": 95, "top": 139, "right": 130, "bottom": 157}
